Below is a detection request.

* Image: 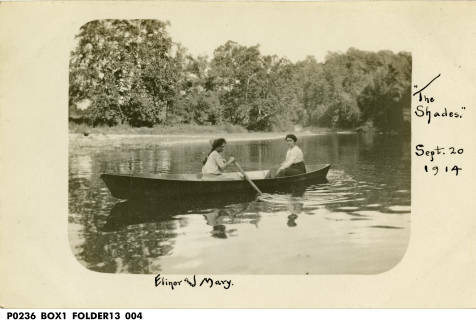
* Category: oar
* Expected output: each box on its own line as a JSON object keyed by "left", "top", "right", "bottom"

{"left": 234, "top": 161, "right": 263, "bottom": 196}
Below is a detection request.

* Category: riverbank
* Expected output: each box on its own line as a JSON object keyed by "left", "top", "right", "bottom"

{"left": 69, "top": 127, "right": 355, "bottom": 148}
{"left": 69, "top": 123, "right": 249, "bottom": 135}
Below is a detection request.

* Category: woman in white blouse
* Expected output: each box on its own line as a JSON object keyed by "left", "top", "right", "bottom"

{"left": 275, "top": 134, "right": 306, "bottom": 177}
{"left": 202, "top": 138, "right": 235, "bottom": 175}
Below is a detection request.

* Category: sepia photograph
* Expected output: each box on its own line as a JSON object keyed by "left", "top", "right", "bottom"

{"left": 68, "top": 17, "right": 412, "bottom": 275}
{"left": 2, "top": 0, "right": 476, "bottom": 308}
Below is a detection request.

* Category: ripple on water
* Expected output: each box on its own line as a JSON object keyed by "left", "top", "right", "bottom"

{"left": 344, "top": 212, "right": 368, "bottom": 217}
{"left": 366, "top": 204, "right": 381, "bottom": 208}
{"left": 337, "top": 206, "right": 360, "bottom": 211}
{"left": 387, "top": 205, "right": 411, "bottom": 213}
{"left": 353, "top": 210, "right": 380, "bottom": 217}
{"left": 395, "top": 189, "right": 410, "bottom": 193}
{"left": 325, "top": 217, "right": 345, "bottom": 222}
{"left": 369, "top": 225, "right": 404, "bottom": 229}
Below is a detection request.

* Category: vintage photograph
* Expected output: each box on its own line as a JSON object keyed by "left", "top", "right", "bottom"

{"left": 68, "top": 18, "right": 411, "bottom": 275}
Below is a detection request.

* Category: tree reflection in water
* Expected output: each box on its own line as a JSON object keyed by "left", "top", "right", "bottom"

{"left": 97, "top": 187, "right": 313, "bottom": 271}
{"left": 90, "top": 192, "right": 258, "bottom": 272}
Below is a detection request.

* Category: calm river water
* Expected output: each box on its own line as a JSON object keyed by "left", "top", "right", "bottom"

{"left": 69, "top": 133, "right": 410, "bottom": 274}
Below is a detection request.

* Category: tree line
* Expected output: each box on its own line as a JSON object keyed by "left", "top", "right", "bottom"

{"left": 69, "top": 20, "right": 411, "bottom": 133}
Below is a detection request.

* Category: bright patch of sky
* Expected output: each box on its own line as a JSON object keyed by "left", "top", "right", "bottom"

{"left": 162, "top": 3, "right": 413, "bottom": 63}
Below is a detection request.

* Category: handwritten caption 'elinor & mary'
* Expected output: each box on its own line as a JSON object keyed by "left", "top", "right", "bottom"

{"left": 155, "top": 274, "right": 233, "bottom": 290}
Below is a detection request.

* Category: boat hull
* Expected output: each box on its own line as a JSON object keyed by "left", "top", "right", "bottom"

{"left": 101, "top": 164, "right": 331, "bottom": 200}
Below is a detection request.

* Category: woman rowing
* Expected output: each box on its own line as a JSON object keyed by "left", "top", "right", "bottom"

{"left": 202, "top": 138, "right": 235, "bottom": 176}
{"left": 274, "top": 134, "right": 306, "bottom": 177}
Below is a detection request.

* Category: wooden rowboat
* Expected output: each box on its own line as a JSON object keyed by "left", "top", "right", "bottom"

{"left": 101, "top": 164, "right": 331, "bottom": 200}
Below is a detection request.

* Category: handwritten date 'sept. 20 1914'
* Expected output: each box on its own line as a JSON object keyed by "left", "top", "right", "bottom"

{"left": 413, "top": 74, "right": 466, "bottom": 124}
{"left": 415, "top": 144, "right": 463, "bottom": 176}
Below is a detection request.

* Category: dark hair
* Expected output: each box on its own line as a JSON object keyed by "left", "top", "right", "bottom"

{"left": 285, "top": 134, "right": 297, "bottom": 142}
{"left": 202, "top": 138, "right": 227, "bottom": 165}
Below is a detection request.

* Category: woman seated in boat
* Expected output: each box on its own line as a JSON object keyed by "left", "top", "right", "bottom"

{"left": 202, "top": 138, "right": 235, "bottom": 176}
{"left": 270, "top": 134, "right": 306, "bottom": 178}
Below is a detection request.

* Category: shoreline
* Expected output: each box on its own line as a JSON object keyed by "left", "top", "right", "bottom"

{"left": 69, "top": 130, "right": 356, "bottom": 148}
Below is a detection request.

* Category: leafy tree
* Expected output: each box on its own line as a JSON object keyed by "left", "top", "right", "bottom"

{"left": 209, "top": 42, "right": 304, "bottom": 130}
{"left": 171, "top": 54, "right": 223, "bottom": 125}
{"left": 357, "top": 51, "right": 412, "bottom": 132}
{"left": 69, "top": 20, "right": 179, "bottom": 126}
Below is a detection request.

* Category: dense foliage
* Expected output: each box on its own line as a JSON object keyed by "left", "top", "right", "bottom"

{"left": 70, "top": 20, "right": 411, "bottom": 133}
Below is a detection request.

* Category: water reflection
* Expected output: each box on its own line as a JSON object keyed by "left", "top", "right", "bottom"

{"left": 204, "top": 205, "right": 245, "bottom": 239}
{"left": 69, "top": 133, "right": 411, "bottom": 274}
{"left": 103, "top": 192, "right": 256, "bottom": 233}
{"left": 286, "top": 196, "right": 305, "bottom": 228}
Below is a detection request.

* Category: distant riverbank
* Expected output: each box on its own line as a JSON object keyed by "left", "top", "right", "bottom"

{"left": 69, "top": 126, "right": 355, "bottom": 148}
{"left": 69, "top": 122, "right": 250, "bottom": 135}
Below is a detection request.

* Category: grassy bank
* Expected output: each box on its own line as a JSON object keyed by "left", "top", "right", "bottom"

{"left": 69, "top": 123, "right": 346, "bottom": 149}
{"left": 69, "top": 122, "right": 248, "bottom": 135}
